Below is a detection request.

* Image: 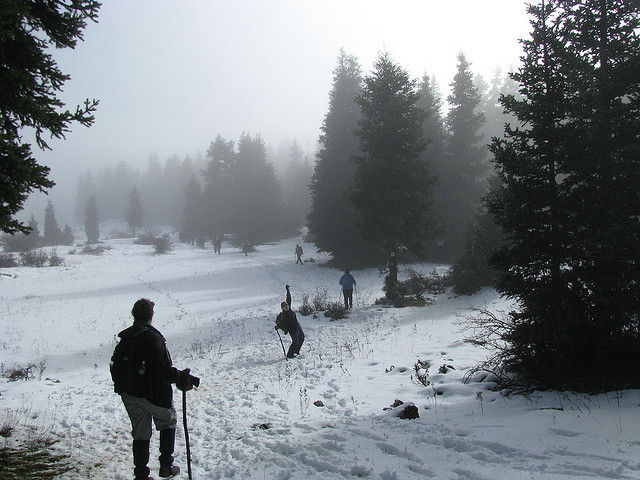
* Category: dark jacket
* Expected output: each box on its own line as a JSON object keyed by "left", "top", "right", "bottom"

{"left": 339, "top": 273, "right": 356, "bottom": 290}
{"left": 275, "top": 309, "right": 303, "bottom": 337}
{"left": 117, "top": 323, "right": 179, "bottom": 408}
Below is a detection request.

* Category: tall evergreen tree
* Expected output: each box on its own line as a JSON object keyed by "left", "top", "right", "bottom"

{"left": 202, "top": 135, "right": 236, "bottom": 237}
{"left": 0, "top": 0, "right": 100, "bottom": 234}
{"left": 434, "top": 53, "right": 487, "bottom": 261}
{"left": 229, "top": 133, "right": 290, "bottom": 242}
{"left": 180, "top": 175, "right": 202, "bottom": 244}
{"left": 488, "top": 0, "right": 640, "bottom": 390}
{"left": 85, "top": 194, "right": 99, "bottom": 243}
{"left": 416, "top": 73, "right": 447, "bottom": 242}
{"left": 351, "top": 52, "right": 436, "bottom": 299}
{"left": 43, "top": 201, "right": 61, "bottom": 245}
{"left": 280, "top": 139, "right": 312, "bottom": 229}
{"left": 74, "top": 172, "right": 96, "bottom": 223}
{"left": 125, "top": 187, "right": 144, "bottom": 236}
{"left": 308, "top": 50, "right": 374, "bottom": 265}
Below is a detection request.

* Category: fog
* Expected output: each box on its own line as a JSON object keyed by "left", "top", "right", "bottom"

{"left": 23, "top": 0, "right": 530, "bottom": 225}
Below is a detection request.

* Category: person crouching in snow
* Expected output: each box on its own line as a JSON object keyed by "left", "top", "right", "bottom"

{"left": 274, "top": 301, "right": 304, "bottom": 358}
{"left": 110, "top": 298, "right": 199, "bottom": 480}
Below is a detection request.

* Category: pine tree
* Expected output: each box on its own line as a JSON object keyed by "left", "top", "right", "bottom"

{"left": 0, "top": 1, "right": 100, "bottom": 234}
{"left": 280, "top": 139, "right": 312, "bottom": 229}
{"left": 180, "top": 175, "right": 202, "bottom": 244}
{"left": 202, "top": 135, "right": 236, "bottom": 237}
{"left": 74, "top": 172, "right": 96, "bottom": 223}
{"left": 1, "top": 214, "right": 40, "bottom": 252}
{"left": 125, "top": 187, "right": 144, "bottom": 236}
{"left": 223, "top": 133, "right": 289, "bottom": 242}
{"left": 351, "top": 52, "right": 436, "bottom": 301}
{"left": 488, "top": 0, "right": 640, "bottom": 390}
{"left": 43, "top": 201, "right": 62, "bottom": 246}
{"left": 61, "top": 225, "right": 74, "bottom": 246}
{"left": 434, "top": 53, "right": 487, "bottom": 261}
{"left": 85, "top": 195, "right": 99, "bottom": 244}
{"left": 308, "top": 49, "right": 375, "bottom": 265}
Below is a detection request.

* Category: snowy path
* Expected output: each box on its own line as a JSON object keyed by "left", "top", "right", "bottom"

{"left": 1, "top": 237, "right": 640, "bottom": 479}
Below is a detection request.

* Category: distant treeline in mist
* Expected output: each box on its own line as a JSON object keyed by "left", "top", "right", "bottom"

{"left": 72, "top": 135, "right": 312, "bottom": 244}
{"left": 64, "top": 49, "right": 515, "bottom": 264}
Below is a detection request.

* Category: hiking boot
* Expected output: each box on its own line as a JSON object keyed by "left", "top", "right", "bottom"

{"left": 159, "top": 428, "right": 179, "bottom": 477}
{"left": 133, "top": 439, "right": 151, "bottom": 480}
{"left": 158, "top": 465, "right": 180, "bottom": 477}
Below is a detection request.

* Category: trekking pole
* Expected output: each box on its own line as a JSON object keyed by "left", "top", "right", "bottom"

{"left": 182, "top": 389, "right": 193, "bottom": 480}
{"left": 276, "top": 329, "right": 288, "bottom": 360}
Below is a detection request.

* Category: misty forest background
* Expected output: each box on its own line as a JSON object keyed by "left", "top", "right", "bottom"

{"left": 9, "top": 50, "right": 516, "bottom": 273}
{"left": 3, "top": 0, "right": 640, "bottom": 393}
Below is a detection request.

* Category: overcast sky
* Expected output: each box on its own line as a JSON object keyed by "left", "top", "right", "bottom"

{"left": 30, "top": 0, "right": 531, "bottom": 219}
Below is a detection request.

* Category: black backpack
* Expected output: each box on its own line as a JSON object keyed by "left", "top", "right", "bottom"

{"left": 110, "top": 329, "right": 147, "bottom": 394}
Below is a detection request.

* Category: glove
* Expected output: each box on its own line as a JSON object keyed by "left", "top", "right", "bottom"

{"left": 286, "top": 285, "right": 290, "bottom": 290}
{"left": 176, "top": 368, "right": 200, "bottom": 391}
{"left": 274, "top": 325, "right": 280, "bottom": 330}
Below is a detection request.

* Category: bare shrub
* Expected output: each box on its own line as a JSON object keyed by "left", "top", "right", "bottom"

{"left": 412, "top": 359, "right": 431, "bottom": 387}
{"left": 459, "top": 308, "right": 512, "bottom": 388}
{"left": 153, "top": 234, "right": 173, "bottom": 254}
{"left": 0, "top": 439, "right": 72, "bottom": 478}
{"left": 80, "top": 244, "right": 110, "bottom": 255}
{"left": 2, "top": 359, "right": 47, "bottom": 381}
{"left": 311, "top": 288, "right": 329, "bottom": 311}
{"left": 324, "top": 301, "right": 347, "bottom": 320}
{"left": 48, "top": 250, "right": 64, "bottom": 266}
{"left": 0, "top": 253, "right": 18, "bottom": 268}
{"left": 298, "top": 294, "right": 314, "bottom": 316}
{"left": 19, "top": 250, "right": 48, "bottom": 267}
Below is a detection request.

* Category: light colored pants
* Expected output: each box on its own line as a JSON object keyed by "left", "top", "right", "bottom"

{"left": 121, "top": 393, "right": 177, "bottom": 440}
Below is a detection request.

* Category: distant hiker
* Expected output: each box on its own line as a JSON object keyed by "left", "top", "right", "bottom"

{"left": 285, "top": 284, "right": 292, "bottom": 308}
{"left": 295, "top": 244, "right": 303, "bottom": 264}
{"left": 274, "top": 301, "right": 304, "bottom": 358}
{"left": 110, "top": 298, "right": 199, "bottom": 480}
{"left": 213, "top": 235, "right": 222, "bottom": 254}
{"left": 242, "top": 239, "right": 250, "bottom": 256}
{"left": 339, "top": 269, "right": 356, "bottom": 309}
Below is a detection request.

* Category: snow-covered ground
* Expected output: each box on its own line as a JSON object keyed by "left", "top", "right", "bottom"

{"left": 1, "top": 236, "right": 639, "bottom": 479}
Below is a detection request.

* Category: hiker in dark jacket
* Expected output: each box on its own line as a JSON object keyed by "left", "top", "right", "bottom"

{"left": 274, "top": 301, "right": 304, "bottom": 358}
{"left": 339, "top": 269, "right": 356, "bottom": 309}
{"left": 295, "top": 244, "right": 303, "bottom": 264}
{"left": 111, "top": 298, "right": 199, "bottom": 480}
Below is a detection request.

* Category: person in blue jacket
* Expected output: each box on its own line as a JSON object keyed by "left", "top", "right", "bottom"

{"left": 339, "top": 269, "right": 356, "bottom": 309}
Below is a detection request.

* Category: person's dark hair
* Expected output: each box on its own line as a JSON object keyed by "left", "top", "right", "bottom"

{"left": 281, "top": 301, "right": 289, "bottom": 308}
{"left": 132, "top": 298, "right": 154, "bottom": 323}
{"left": 344, "top": 269, "right": 350, "bottom": 274}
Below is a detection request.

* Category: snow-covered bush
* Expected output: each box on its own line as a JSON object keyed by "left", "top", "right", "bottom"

{"left": 19, "top": 249, "right": 48, "bottom": 267}
{"left": 0, "top": 253, "right": 17, "bottom": 268}
{"left": 298, "top": 294, "right": 314, "bottom": 316}
{"left": 80, "top": 244, "right": 110, "bottom": 255}
{"left": 323, "top": 301, "right": 347, "bottom": 320}
{"left": 153, "top": 234, "right": 173, "bottom": 254}
{"left": 48, "top": 250, "right": 64, "bottom": 266}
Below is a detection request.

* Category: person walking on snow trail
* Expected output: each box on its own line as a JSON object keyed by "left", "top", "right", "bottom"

{"left": 295, "top": 244, "right": 303, "bottom": 264}
{"left": 339, "top": 269, "right": 356, "bottom": 309}
{"left": 110, "top": 298, "right": 199, "bottom": 480}
{"left": 274, "top": 300, "right": 304, "bottom": 358}
{"left": 242, "top": 239, "right": 251, "bottom": 256}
